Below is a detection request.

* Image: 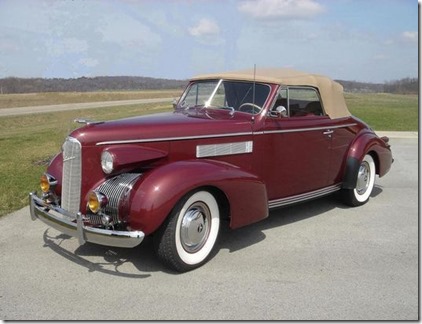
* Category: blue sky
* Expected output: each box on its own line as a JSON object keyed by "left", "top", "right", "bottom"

{"left": 0, "top": 0, "right": 418, "bottom": 82}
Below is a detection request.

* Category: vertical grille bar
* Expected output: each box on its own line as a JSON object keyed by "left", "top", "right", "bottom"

{"left": 61, "top": 137, "right": 82, "bottom": 215}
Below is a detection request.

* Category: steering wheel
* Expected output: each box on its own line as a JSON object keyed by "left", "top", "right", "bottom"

{"left": 238, "top": 103, "right": 262, "bottom": 114}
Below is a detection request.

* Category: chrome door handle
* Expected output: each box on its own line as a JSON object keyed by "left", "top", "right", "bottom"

{"left": 323, "top": 130, "right": 333, "bottom": 135}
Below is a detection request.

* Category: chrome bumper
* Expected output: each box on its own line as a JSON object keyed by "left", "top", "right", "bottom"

{"left": 29, "top": 192, "right": 144, "bottom": 248}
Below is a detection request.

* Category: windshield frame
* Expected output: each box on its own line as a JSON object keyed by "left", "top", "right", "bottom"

{"left": 176, "top": 79, "right": 272, "bottom": 115}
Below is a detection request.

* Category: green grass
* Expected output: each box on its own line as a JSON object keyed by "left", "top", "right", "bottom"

{"left": 345, "top": 93, "right": 418, "bottom": 131}
{"left": 0, "top": 91, "right": 418, "bottom": 217}
{"left": 0, "top": 89, "right": 182, "bottom": 109}
{"left": 0, "top": 102, "right": 172, "bottom": 216}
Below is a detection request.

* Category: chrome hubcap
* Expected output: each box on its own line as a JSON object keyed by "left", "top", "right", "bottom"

{"left": 356, "top": 161, "right": 370, "bottom": 195}
{"left": 180, "top": 202, "right": 211, "bottom": 253}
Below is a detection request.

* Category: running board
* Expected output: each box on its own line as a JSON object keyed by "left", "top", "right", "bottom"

{"left": 268, "top": 183, "right": 342, "bottom": 209}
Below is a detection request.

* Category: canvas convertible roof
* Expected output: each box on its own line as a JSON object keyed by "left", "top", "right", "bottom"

{"left": 191, "top": 68, "right": 351, "bottom": 119}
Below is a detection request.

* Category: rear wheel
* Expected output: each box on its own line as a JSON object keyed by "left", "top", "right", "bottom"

{"left": 342, "top": 154, "right": 376, "bottom": 206}
{"left": 154, "top": 190, "right": 220, "bottom": 272}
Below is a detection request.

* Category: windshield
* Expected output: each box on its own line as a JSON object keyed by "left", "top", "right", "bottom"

{"left": 177, "top": 80, "right": 271, "bottom": 114}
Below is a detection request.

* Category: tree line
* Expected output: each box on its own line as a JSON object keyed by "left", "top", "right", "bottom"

{"left": 0, "top": 76, "right": 187, "bottom": 94}
{"left": 0, "top": 75, "right": 417, "bottom": 94}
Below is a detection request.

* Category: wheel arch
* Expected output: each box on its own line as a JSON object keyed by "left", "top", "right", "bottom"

{"left": 342, "top": 131, "right": 383, "bottom": 189}
{"left": 128, "top": 159, "right": 268, "bottom": 235}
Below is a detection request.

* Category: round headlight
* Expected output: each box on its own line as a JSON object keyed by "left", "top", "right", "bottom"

{"left": 101, "top": 150, "right": 114, "bottom": 174}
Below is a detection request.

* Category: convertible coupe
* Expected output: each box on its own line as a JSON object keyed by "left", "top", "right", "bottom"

{"left": 30, "top": 68, "right": 393, "bottom": 272}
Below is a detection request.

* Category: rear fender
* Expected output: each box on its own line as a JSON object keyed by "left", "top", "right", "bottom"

{"left": 128, "top": 159, "right": 268, "bottom": 235}
{"left": 342, "top": 130, "right": 393, "bottom": 189}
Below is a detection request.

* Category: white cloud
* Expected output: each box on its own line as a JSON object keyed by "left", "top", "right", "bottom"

{"left": 238, "top": 0, "right": 324, "bottom": 20}
{"left": 188, "top": 18, "right": 220, "bottom": 37}
{"left": 401, "top": 31, "right": 418, "bottom": 43}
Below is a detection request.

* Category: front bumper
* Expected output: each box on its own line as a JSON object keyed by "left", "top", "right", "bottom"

{"left": 29, "top": 192, "right": 144, "bottom": 248}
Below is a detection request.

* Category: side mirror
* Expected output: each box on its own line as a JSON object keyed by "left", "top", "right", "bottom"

{"left": 269, "top": 105, "right": 287, "bottom": 118}
{"left": 172, "top": 98, "right": 178, "bottom": 110}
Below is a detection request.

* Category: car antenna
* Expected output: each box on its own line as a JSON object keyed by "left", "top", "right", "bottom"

{"left": 252, "top": 64, "right": 256, "bottom": 123}
{"left": 252, "top": 64, "right": 256, "bottom": 107}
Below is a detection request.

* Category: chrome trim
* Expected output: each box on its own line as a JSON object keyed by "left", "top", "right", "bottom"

{"left": 268, "top": 183, "right": 342, "bottom": 209}
{"left": 96, "top": 132, "right": 253, "bottom": 146}
{"left": 74, "top": 118, "right": 104, "bottom": 125}
{"left": 29, "top": 192, "right": 144, "bottom": 248}
{"left": 89, "top": 173, "right": 141, "bottom": 225}
{"left": 204, "top": 79, "right": 223, "bottom": 107}
{"left": 96, "top": 123, "right": 356, "bottom": 146}
{"left": 61, "top": 137, "right": 82, "bottom": 215}
{"left": 196, "top": 141, "right": 253, "bottom": 158}
{"left": 44, "top": 173, "right": 58, "bottom": 186}
{"left": 263, "top": 123, "right": 357, "bottom": 135}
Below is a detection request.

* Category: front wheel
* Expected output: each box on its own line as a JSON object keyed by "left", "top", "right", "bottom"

{"left": 341, "top": 154, "right": 376, "bottom": 207}
{"left": 154, "top": 190, "right": 220, "bottom": 272}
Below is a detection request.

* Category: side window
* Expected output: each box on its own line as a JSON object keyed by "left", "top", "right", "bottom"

{"left": 288, "top": 87, "right": 324, "bottom": 117}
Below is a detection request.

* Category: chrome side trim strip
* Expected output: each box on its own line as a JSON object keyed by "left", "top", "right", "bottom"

{"left": 263, "top": 123, "right": 357, "bottom": 135}
{"left": 196, "top": 141, "right": 253, "bottom": 158}
{"left": 268, "top": 183, "right": 342, "bottom": 209}
{"left": 96, "top": 132, "right": 253, "bottom": 146}
{"left": 96, "top": 123, "right": 357, "bottom": 146}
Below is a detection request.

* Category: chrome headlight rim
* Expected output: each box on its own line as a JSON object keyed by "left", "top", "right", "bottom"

{"left": 101, "top": 150, "right": 114, "bottom": 174}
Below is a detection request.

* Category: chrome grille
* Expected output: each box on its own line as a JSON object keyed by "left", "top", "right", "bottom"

{"left": 61, "top": 137, "right": 82, "bottom": 215}
{"left": 89, "top": 173, "right": 141, "bottom": 225}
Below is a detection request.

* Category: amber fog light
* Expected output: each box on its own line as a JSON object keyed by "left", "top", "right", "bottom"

{"left": 40, "top": 174, "right": 50, "bottom": 193}
{"left": 88, "top": 191, "right": 108, "bottom": 214}
{"left": 40, "top": 173, "right": 57, "bottom": 193}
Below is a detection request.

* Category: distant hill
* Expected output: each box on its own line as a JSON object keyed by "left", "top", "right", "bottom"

{"left": 0, "top": 75, "right": 417, "bottom": 94}
{"left": 335, "top": 80, "right": 384, "bottom": 93}
{"left": 336, "top": 78, "right": 418, "bottom": 94}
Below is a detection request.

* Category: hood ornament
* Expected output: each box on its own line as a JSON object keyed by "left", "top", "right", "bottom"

{"left": 74, "top": 118, "right": 104, "bottom": 126}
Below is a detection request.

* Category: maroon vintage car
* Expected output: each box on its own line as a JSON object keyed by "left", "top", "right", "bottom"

{"left": 30, "top": 68, "right": 393, "bottom": 272}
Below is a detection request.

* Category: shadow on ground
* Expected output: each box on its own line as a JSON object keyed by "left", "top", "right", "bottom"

{"left": 42, "top": 186, "right": 383, "bottom": 276}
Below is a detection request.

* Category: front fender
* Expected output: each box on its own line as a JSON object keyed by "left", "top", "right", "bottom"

{"left": 102, "top": 145, "right": 167, "bottom": 175}
{"left": 342, "top": 130, "right": 393, "bottom": 189}
{"left": 128, "top": 159, "right": 268, "bottom": 235}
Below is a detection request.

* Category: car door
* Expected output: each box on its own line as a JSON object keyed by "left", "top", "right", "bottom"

{"left": 258, "top": 86, "right": 335, "bottom": 201}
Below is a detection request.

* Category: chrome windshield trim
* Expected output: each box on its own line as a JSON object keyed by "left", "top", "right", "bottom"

{"left": 96, "top": 132, "right": 253, "bottom": 146}
{"left": 204, "top": 79, "right": 223, "bottom": 107}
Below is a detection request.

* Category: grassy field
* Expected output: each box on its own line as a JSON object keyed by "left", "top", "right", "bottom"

{"left": 0, "top": 91, "right": 418, "bottom": 216}
{"left": 0, "top": 89, "right": 182, "bottom": 109}
{"left": 345, "top": 93, "right": 418, "bottom": 131}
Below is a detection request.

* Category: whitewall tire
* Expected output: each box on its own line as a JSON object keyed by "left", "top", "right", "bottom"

{"left": 154, "top": 190, "right": 220, "bottom": 272}
{"left": 342, "top": 154, "right": 376, "bottom": 207}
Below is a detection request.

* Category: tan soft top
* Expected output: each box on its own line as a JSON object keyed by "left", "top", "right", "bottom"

{"left": 191, "top": 68, "right": 350, "bottom": 119}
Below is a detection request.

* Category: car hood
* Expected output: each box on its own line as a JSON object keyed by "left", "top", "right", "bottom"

{"left": 70, "top": 111, "right": 254, "bottom": 146}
